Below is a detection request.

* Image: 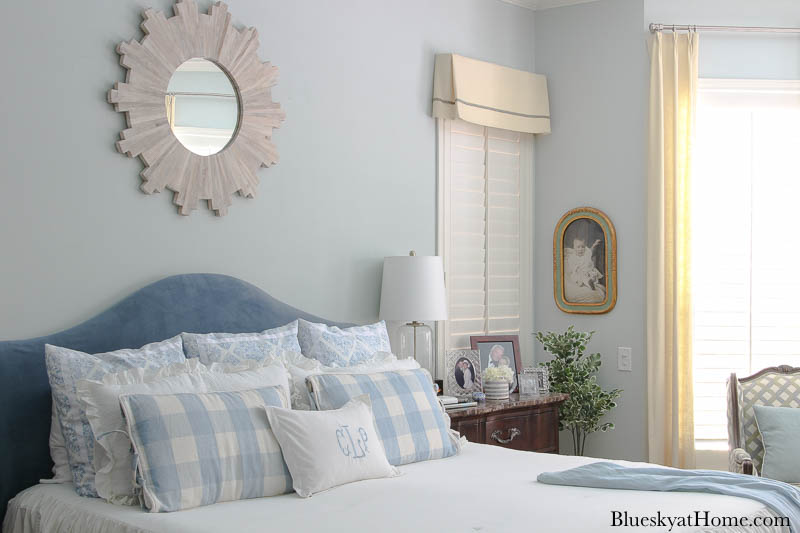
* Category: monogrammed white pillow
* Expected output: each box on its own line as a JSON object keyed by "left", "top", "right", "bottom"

{"left": 264, "top": 395, "right": 399, "bottom": 497}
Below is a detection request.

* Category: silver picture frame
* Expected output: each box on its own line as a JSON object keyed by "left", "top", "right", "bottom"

{"left": 522, "top": 367, "right": 550, "bottom": 394}
{"left": 445, "top": 350, "right": 482, "bottom": 398}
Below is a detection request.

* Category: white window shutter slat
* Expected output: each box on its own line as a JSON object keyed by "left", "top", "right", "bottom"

{"left": 438, "top": 119, "right": 531, "bottom": 361}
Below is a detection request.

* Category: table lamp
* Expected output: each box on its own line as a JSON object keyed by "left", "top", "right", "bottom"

{"left": 379, "top": 251, "right": 447, "bottom": 375}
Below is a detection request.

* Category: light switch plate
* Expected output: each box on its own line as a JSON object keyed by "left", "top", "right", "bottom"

{"left": 618, "top": 347, "right": 632, "bottom": 372}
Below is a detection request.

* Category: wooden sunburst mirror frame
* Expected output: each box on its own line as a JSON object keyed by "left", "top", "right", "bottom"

{"left": 108, "top": 0, "right": 286, "bottom": 216}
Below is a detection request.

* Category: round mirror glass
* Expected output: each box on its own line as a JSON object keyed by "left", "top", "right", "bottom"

{"left": 165, "top": 58, "right": 240, "bottom": 156}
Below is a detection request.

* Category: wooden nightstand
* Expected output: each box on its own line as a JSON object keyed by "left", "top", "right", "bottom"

{"left": 447, "top": 393, "right": 568, "bottom": 453}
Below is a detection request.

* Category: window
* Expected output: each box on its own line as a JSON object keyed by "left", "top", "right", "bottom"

{"left": 436, "top": 119, "right": 533, "bottom": 372}
{"left": 693, "top": 79, "right": 800, "bottom": 449}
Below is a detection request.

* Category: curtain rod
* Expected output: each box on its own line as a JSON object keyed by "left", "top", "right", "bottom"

{"left": 649, "top": 23, "right": 800, "bottom": 34}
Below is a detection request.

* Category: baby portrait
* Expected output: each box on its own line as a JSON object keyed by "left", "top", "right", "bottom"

{"left": 562, "top": 218, "right": 607, "bottom": 304}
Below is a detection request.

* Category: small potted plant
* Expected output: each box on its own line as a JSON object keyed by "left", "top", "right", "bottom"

{"left": 483, "top": 365, "right": 514, "bottom": 400}
{"left": 535, "top": 327, "right": 622, "bottom": 456}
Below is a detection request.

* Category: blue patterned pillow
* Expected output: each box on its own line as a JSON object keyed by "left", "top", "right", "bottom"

{"left": 307, "top": 369, "right": 461, "bottom": 465}
{"left": 44, "top": 337, "right": 186, "bottom": 497}
{"left": 182, "top": 321, "right": 301, "bottom": 365}
{"left": 297, "top": 319, "right": 391, "bottom": 367}
{"left": 120, "top": 386, "right": 292, "bottom": 512}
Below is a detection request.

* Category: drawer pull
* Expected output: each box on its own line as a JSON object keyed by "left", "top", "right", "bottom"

{"left": 491, "top": 427, "right": 521, "bottom": 444}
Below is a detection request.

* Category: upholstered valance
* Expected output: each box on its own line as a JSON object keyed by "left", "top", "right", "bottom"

{"left": 432, "top": 54, "right": 550, "bottom": 134}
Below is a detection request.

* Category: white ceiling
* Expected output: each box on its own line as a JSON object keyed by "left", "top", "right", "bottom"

{"left": 499, "top": 0, "right": 600, "bottom": 11}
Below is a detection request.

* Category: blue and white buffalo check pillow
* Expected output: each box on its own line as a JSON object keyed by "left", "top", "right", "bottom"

{"left": 307, "top": 369, "right": 462, "bottom": 465}
{"left": 120, "top": 386, "right": 292, "bottom": 512}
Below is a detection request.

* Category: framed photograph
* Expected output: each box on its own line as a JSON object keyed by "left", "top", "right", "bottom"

{"left": 522, "top": 367, "right": 550, "bottom": 394}
{"left": 470, "top": 336, "right": 522, "bottom": 393}
{"left": 553, "top": 207, "right": 617, "bottom": 314}
{"left": 518, "top": 373, "right": 539, "bottom": 396}
{"left": 444, "top": 350, "right": 482, "bottom": 398}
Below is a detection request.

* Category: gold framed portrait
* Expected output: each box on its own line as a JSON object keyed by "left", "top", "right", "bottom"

{"left": 553, "top": 207, "right": 617, "bottom": 314}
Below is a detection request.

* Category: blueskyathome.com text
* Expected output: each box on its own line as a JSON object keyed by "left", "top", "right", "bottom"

{"left": 611, "top": 510, "right": 790, "bottom": 531}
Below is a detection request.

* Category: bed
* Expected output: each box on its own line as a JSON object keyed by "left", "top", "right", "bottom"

{"left": 0, "top": 274, "right": 789, "bottom": 532}
{"left": 4, "top": 444, "right": 781, "bottom": 533}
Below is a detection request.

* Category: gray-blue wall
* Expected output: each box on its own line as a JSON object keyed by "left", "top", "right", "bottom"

{"left": 646, "top": 0, "right": 800, "bottom": 80}
{"left": 534, "top": 0, "right": 800, "bottom": 461}
{"left": 534, "top": 0, "right": 648, "bottom": 461}
{"left": 0, "top": 0, "right": 535, "bottom": 340}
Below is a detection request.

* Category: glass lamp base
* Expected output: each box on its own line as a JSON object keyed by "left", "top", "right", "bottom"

{"left": 397, "top": 321, "right": 434, "bottom": 375}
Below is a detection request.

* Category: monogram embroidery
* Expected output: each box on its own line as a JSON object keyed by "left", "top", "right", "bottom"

{"left": 336, "top": 425, "right": 369, "bottom": 459}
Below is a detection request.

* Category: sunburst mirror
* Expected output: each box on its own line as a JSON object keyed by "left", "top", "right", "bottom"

{"left": 108, "top": 0, "right": 286, "bottom": 216}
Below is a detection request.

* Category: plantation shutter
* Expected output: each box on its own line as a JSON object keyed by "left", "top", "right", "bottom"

{"left": 437, "top": 119, "right": 532, "bottom": 357}
{"left": 693, "top": 79, "right": 800, "bottom": 447}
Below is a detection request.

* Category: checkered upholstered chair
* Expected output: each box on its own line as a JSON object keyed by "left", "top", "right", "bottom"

{"left": 727, "top": 365, "right": 800, "bottom": 476}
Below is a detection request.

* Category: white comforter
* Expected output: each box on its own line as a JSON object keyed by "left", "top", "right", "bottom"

{"left": 3, "top": 443, "right": 784, "bottom": 533}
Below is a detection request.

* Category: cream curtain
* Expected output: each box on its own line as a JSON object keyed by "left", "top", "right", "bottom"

{"left": 646, "top": 31, "right": 698, "bottom": 469}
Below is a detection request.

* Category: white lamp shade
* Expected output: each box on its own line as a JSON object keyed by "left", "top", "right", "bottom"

{"left": 379, "top": 255, "right": 447, "bottom": 322}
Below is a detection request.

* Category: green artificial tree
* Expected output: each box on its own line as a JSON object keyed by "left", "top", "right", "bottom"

{"left": 535, "top": 327, "right": 622, "bottom": 456}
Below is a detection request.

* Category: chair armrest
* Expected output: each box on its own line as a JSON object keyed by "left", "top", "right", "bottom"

{"left": 730, "top": 448, "right": 756, "bottom": 476}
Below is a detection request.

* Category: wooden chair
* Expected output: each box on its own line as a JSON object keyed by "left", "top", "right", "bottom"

{"left": 727, "top": 365, "right": 800, "bottom": 476}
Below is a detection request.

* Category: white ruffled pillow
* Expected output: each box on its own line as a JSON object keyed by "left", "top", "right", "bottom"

{"left": 76, "top": 359, "right": 289, "bottom": 505}
{"left": 265, "top": 395, "right": 399, "bottom": 497}
{"left": 44, "top": 337, "right": 186, "bottom": 497}
{"left": 276, "top": 351, "right": 420, "bottom": 410}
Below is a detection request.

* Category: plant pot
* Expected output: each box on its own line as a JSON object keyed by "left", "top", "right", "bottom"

{"left": 484, "top": 380, "right": 510, "bottom": 400}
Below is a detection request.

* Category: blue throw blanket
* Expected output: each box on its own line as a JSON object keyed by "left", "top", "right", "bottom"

{"left": 538, "top": 462, "right": 800, "bottom": 533}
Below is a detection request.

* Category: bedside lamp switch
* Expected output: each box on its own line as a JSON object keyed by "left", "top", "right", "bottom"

{"left": 617, "top": 347, "right": 632, "bottom": 372}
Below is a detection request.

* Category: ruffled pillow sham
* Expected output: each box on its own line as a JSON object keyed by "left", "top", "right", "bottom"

{"left": 77, "top": 359, "right": 289, "bottom": 505}
{"left": 44, "top": 337, "right": 186, "bottom": 497}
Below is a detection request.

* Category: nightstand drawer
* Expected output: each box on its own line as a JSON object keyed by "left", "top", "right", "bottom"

{"left": 485, "top": 414, "right": 530, "bottom": 451}
{"left": 484, "top": 407, "right": 558, "bottom": 452}
{"left": 447, "top": 393, "right": 567, "bottom": 452}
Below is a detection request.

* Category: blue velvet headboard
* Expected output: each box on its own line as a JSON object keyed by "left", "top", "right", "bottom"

{"left": 0, "top": 273, "right": 349, "bottom": 519}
